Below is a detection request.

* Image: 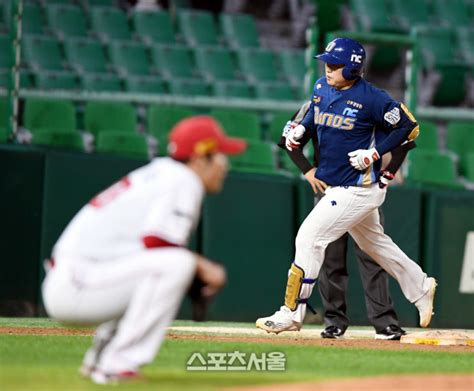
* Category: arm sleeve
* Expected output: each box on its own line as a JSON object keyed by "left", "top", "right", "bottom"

{"left": 372, "top": 91, "right": 419, "bottom": 156}
{"left": 276, "top": 101, "right": 316, "bottom": 174}
{"left": 384, "top": 141, "right": 416, "bottom": 174}
{"left": 287, "top": 146, "right": 314, "bottom": 174}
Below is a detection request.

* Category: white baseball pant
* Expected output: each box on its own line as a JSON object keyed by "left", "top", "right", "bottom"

{"left": 290, "top": 184, "right": 431, "bottom": 323}
{"left": 42, "top": 247, "right": 196, "bottom": 373}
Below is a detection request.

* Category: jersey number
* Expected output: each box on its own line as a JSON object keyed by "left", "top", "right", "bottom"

{"left": 90, "top": 176, "right": 131, "bottom": 208}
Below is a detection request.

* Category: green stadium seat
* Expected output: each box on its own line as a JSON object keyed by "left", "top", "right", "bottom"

{"left": 80, "top": 73, "right": 123, "bottom": 92}
{"left": 267, "top": 111, "right": 294, "bottom": 142}
{"left": 83, "top": 0, "right": 119, "bottom": 7}
{"left": 415, "top": 121, "right": 439, "bottom": 151}
{"left": 446, "top": 121, "right": 474, "bottom": 176}
{"left": 254, "top": 82, "right": 296, "bottom": 101}
{"left": 219, "top": 13, "right": 259, "bottom": 48}
{"left": 147, "top": 105, "right": 194, "bottom": 154}
{"left": 90, "top": 7, "right": 131, "bottom": 42}
{"left": 147, "top": 105, "right": 194, "bottom": 137}
{"left": 406, "top": 150, "right": 461, "bottom": 188}
{"left": 210, "top": 109, "right": 261, "bottom": 140}
{"left": 349, "top": 1, "right": 403, "bottom": 68}
{"left": 24, "top": 99, "right": 76, "bottom": 134}
{"left": 167, "top": 79, "right": 211, "bottom": 96}
{"left": 212, "top": 80, "right": 254, "bottom": 99}
{"left": 416, "top": 28, "right": 464, "bottom": 69}
{"left": 151, "top": 45, "right": 196, "bottom": 79}
{"left": 176, "top": 10, "right": 219, "bottom": 47}
{"left": 22, "top": 36, "right": 65, "bottom": 71}
{"left": 34, "top": 71, "right": 79, "bottom": 90}
{"left": 47, "top": 0, "right": 77, "bottom": 4}
{"left": 456, "top": 27, "right": 474, "bottom": 65}
{"left": 85, "top": 102, "right": 137, "bottom": 136}
{"left": 124, "top": 75, "right": 167, "bottom": 94}
{"left": 19, "top": 3, "right": 46, "bottom": 35}
{"left": 229, "top": 140, "right": 276, "bottom": 174}
{"left": 169, "top": 0, "right": 192, "bottom": 9}
{"left": 314, "top": 0, "right": 345, "bottom": 35}
{"left": 391, "top": 0, "right": 433, "bottom": 31}
{"left": 349, "top": 0, "right": 404, "bottom": 33}
{"left": 64, "top": 38, "right": 108, "bottom": 74}
{"left": 21, "top": 71, "right": 34, "bottom": 88}
{"left": 236, "top": 48, "right": 279, "bottom": 83}
{"left": 33, "top": 129, "right": 84, "bottom": 151}
{"left": 83, "top": 0, "right": 118, "bottom": 7}
{"left": 279, "top": 50, "right": 305, "bottom": 87}
{"left": 0, "top": 71, "right": 7, "bottom": 88}
{"left": 465, "top": 153, "right": 474, "bottom": 182}
{"left": 0, "top": 127, "right": 8, "bottom": 143}
{"left": 433, "top": 0, "right": 471, "bottom": 28}
{"left": 0, "top": 35, "right": 13, "bottom": 69}
{"left": 194, "top": 47, "right": 239, "bottom": 81}
{"left": 109, "top": 41, "right": 152, "bottom": 76}
{"left": 96, "top": 131, "right": 148, "bottom": 159}
{"left": 0, "top": 98, "right": 7, "bottom": 129}
{"left": 415, "top": 28, "right": 469, "bottom": 106}
{"left": 132, "top": 11, "right": 176, "bottom": 45}
{"left": 46, "top": 4, "right": 88, "bottom": 39}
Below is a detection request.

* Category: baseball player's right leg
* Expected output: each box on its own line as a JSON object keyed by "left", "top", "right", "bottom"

{"left": 257, "top": 186, "right": 379, "bottom": 334}
{"left": 349, "top": 210, "right": 437, "bottom": 327}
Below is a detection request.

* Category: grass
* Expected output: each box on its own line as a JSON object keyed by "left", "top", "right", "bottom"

{"left": 0, "top": 318, "right": 473, "bottom": 390}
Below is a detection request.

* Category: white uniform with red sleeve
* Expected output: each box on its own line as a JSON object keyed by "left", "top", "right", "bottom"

{"left": 42, "top": 157, "right": 203, "bottom": 374}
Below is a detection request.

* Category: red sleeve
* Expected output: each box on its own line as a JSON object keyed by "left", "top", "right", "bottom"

{"left": 142, "top": 235, "right": 181, "bottom": 249}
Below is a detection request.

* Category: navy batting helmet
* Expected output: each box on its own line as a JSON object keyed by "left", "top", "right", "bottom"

{"left": 315, "top": 37, "right": 366, "bottom": 80}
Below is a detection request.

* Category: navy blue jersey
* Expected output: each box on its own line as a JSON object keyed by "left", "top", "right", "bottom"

{"left": 301, "top": 77, "right": 418, "bottom": 186}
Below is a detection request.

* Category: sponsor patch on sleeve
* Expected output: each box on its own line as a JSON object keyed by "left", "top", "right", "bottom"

{"left": 384, "top": 107, "right": 401, "bottom": 125}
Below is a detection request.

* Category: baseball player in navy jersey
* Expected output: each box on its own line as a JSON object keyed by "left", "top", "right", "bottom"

{"left": 279, "top": 102, "right": 411, "bottom": 340}
{"left": 256, "top": 37, "right": 437, "bottom": 334}
{"left": 42, "top": 116, "right": 246, "bottom": 384}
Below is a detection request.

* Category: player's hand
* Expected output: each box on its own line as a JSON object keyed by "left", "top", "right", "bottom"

{"left": 304, "top": 168, "right": 328, "bottom": 193}
{"left": 195, "top": 255, "right": 227, "bottom": 297}
{"left": 282, "top": 120, "right": 297, "bottom": 138}
{"left": 285, "top": 124, "right": 306, "bottom": 151}
{"left": 378, "top": 170, "right": 395, "bottom": 189}
{"left": 348, "top": 148, "right": 380, "bottom": 170}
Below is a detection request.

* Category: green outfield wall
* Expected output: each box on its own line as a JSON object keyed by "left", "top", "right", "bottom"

{"left": 1, "top": 146, "right": 473, "bottom": 328}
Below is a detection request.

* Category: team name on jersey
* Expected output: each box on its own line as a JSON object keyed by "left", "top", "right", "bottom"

{"left": 313, "top": 106, "right": 356, "bottom": 130}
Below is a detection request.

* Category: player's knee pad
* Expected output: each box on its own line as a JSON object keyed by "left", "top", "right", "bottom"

{"left": 284, "top": 263, "right": 316, "bottom": 311}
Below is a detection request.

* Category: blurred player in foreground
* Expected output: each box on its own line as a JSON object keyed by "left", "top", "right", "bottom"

{"left": 256, "top": 37, "right": 437, "bottom": 334}
{"left": 42, "top": 116, "right": 246, "bottom": 384}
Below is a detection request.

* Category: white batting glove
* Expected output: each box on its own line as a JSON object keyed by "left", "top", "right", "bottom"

{"left": 348, "top": 148, "right": 380, "bottom": 170}
{"left": 285, "top": 124, "right": 306, "bottom": 151}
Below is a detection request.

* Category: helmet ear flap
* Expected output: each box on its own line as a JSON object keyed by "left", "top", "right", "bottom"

{"left": 342, "top": 66, "right": 361, "bottom": 81}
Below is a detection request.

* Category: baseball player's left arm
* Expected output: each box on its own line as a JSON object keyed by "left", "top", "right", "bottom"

{"left": 378, "top": 141, "right": 416, "bottom": 188}
{"left": 349, "top": 96, "right": 419, "bottom": 170}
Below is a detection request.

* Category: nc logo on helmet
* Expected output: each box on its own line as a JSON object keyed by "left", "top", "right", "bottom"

{"left": 351, "top": 54, "right": 363, "bottom": 63}
{"left": 325, "top": 41, "right": 336, "bottom": 52}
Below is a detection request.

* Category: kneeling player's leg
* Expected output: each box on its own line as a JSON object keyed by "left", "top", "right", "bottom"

{"left": 96, "top": 248, "right": 196, "bottom": 373}
{"left": 81, "top": 320, "right": 118, "bottom": 376}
